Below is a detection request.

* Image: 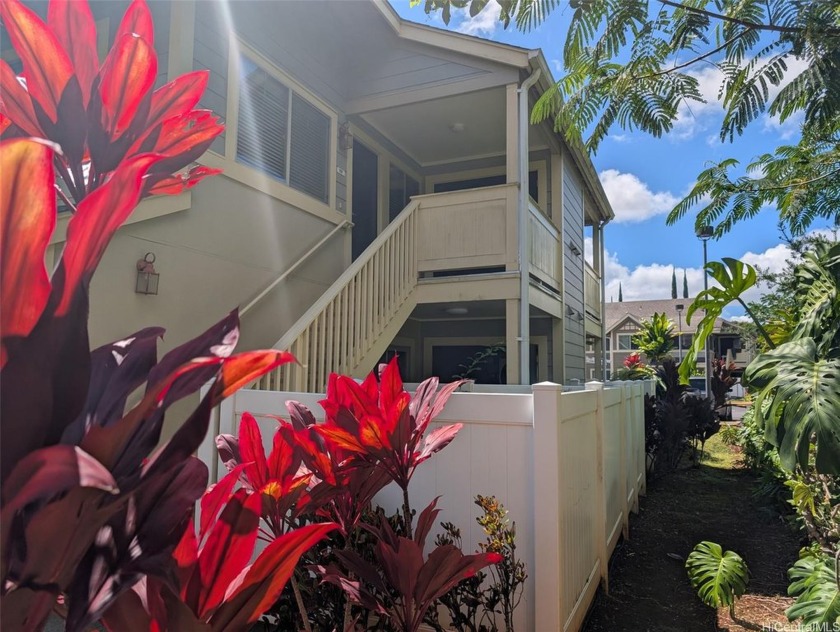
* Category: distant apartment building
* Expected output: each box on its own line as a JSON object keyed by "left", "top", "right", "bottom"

{"left": 585, "top": 298, "right": 753, "bottom": 380}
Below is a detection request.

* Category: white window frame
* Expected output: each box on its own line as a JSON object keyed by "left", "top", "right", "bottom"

{"left": 617, "top": 333, "right": 639, "bottom": 351}
{"left": 198, "top": 39, "right": 342, "bottom": 224}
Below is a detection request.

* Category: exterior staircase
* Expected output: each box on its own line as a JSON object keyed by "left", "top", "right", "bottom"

{"left": 254, "top": 199, "right": 421, "bottom": 392}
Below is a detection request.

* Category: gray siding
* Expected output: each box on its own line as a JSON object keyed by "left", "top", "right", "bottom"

{"left": 193, "top": 4, "right": 228, "bottom": 154}
{"left": 563, "top": 161, "right": 586, "bottom": 382}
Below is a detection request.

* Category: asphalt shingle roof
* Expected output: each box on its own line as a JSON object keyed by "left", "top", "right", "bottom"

{"left": 604, "top": 297, "right": 728, "bottom": 335}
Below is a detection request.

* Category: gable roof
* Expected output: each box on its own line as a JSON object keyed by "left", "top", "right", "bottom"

{"left": 371, "top": 1, "right": 614, "bottom": 223}
{"left": 605, "top": 298, "right": 728, "bottom": 335}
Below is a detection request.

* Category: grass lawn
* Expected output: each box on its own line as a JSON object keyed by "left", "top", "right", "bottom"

{"left": 583, "top": 434, "right": 801, "bottom": 632}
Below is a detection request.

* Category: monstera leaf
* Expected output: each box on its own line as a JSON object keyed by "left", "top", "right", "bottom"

{"left": 686, "top": 541, "right": 750, "bottom": 610}
{"left": 744, "top": 338, "right": 840, "bottom": 474}
{"left": 790, "top": 242, "right": 840, "bottom": 354}
{"left": 680, "top": 258, "right": 767, "bottom": 382}
{"left": 787, "top": 554, "right": 840, "bottom": 626}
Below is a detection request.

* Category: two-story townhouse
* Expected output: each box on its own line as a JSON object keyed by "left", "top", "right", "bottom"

{"left": 13, "top": 0, "right": 615, "bottom": 393}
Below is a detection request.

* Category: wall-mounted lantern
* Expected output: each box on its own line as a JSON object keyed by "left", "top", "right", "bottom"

{"left": 569, "top": 241, "right": 582, "bottom": 256}
{"left": 135, "top": 252, "right": 159, "bottom": 295}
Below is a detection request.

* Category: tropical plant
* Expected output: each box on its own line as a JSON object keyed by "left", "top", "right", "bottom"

{"left": 632, "top": 312, "right": 676, "bottom": 365}
{"left": 686, "top": 541, "right": 750, "bottom": 623}
{"left": 417, "top": 0, "right": 840, "bottom": 237}
{"left": 0, "top": 1, "right": 334, "bottom": 629}
{"left": 745, "top": 242, "right": 840, "bottom": 474}
{"left": 426, "top": 495, "right": 526, "bottom": 632}
{"left": 612, "top": 352, "right": 655, "bottom": 381}
{"left": 683, "top": 395, "right": 720, "bottom": 464}
{"left": 710, "top": 357, "right": 737, "bottom": 419}
{"left": 316, "top": 359, "right": 467, "bottom": 538}
{"left": 318, "top": 498, "right": 503, "bottom": 632}
{"left": 787, "top": 552, "right": 840, "bottom": 627}
{"left": 679, "top": 258, "right": 771, "bottom": 383}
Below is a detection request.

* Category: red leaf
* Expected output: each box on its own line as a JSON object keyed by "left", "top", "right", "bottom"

{"left": 316, "top": 425, "right": 367, "bottom": 455}
{"left": 98, "top": 33, "right": 157, "bottom": 140}
{"left": 418, "top": 423, "right": 463, "bottom": 463}
{"left": 0, "top": 60, "right": 43, "bottom": 136}
{"left": 1, "top": 445, "right": 117, "bottom": 516}
{"left": 145, "top": 166, "right": 223, "bottom": 197}
{"left": 414, "top": 546, "right": 501, "bottom": 607}
{"left": 48, "top": 0, "right": 99, "bottom": 106}
{"left": 414, "top": 497, "right": 441, "bottom": 550}
{"left": 0, "top": 0, "right": 73, "bottom": 122}
{"left": 267, "top": 428, "right": 297, "bottom": 483}
{"left": 146, "top": 70, "right": 209, "bottom": 134}
{"left": 0, "top": 138, "right": 56, "bottom": 367}
{"left": 198, "top": 489, "right": 261, "bottom": 618}
{"left": 144, "top": 110, "right": 223, "bottom": 171}
{"left": 209, "top": 523, "right": 337, "bottom": 631}
{"left": 238, "top": 413, "right": 268, "bottom": 492}
{"left": 56, "top": 152, "right": 162, "bottom": 315}
{"left": 115, "top": 0, "right": 154, "bottom": 45}
{"left": 199, "top": 464, "right": 246, "bottom": 544}
{"left": 379, "top": 356, "right": 404, "bottom": 413}
{"left": 210, "top": 351, "right": 296, "bottom": 401}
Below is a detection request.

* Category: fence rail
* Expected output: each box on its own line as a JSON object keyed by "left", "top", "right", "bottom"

{"left": 202, "top": 379, "right": 653, "bottom": 631}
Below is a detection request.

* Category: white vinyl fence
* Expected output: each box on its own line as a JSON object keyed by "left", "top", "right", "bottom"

{"left": 199, "top": 379, "right": 654, "bottom": 632}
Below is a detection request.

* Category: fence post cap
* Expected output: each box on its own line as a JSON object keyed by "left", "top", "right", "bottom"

{"left": 532, "top": 381, "right": 561, "bottom": 391}
{"left": 585, "top": 380, "right": 605, "bottom": 391}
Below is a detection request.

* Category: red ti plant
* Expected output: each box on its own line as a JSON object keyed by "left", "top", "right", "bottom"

{"left": 0, "top": 0, "right": 222, "bottom": 204}
{"left": 624, "top": 352, "right": 643, "bottom": 369}
{"left": 0, "top": 1, "right": 332, "bottom": 630}
{"left": 101, "top": 491, "right": 337, "bottom": 632}
{"left": 318, "top": 498, "right": 503, "bottom": 632}
{"left": 317, "top": 358, "right": 466, "bottom": 537}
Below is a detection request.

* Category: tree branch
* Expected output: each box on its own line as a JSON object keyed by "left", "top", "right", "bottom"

{"left": 635, "top": 32, "right": 747, "bottom": 80}
{"left": 657, "top": 0, "right": 840, "bottom": 36}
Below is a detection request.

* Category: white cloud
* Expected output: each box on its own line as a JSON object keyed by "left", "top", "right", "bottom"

{"left": 596, "top": 227, "right": 837, "bottom": 311}
{"left": 670, "top": 56, "right": 810, "bottom": 141}
{"left": 598, "top": 169, "right": 680, "bottom": 223}
{"left": 455, "top": 0, "right": 502, "bottom": 37}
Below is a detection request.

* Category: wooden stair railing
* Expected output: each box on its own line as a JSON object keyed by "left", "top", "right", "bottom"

{"left": 254, "top": 199, "right": 420, "bottom": 392}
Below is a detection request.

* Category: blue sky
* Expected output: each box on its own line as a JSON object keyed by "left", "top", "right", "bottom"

{"left": 390, "top": 0, "right": 837, "bottom": 314}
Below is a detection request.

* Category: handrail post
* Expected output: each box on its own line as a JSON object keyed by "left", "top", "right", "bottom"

{"left": 586, "top": 380, "right": 609, "bottom": 594}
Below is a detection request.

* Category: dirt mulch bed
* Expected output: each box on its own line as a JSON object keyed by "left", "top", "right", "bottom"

{"left": 583, "top": 437, "right": 801, "bottom": 632}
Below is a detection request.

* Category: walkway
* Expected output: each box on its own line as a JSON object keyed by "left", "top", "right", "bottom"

{"left": 583, "top": 429, "right": 800, "bottom": 632}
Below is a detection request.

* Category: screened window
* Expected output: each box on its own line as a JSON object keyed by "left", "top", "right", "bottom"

{"left": 236, "top": 56, "right": 330, "bottom": 203}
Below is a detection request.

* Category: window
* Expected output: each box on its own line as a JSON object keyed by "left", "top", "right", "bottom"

{"left": 617, "top": 334, "right": 639, "bottom": 351}
{"left": 236, "top": 56, "right": 330, "bottom": 203}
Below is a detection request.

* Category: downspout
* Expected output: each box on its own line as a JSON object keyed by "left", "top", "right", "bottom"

{"left": 599, "top": 219, "right": 608, "bottom": 381}
{"left": 517, "top": 67, "right": 541, "bottom": 384}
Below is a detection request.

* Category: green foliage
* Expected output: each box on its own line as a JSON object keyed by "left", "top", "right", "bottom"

{"left": 426, "top": 495, "right": 527, "bottom": 632}
{"left": 680, "top": 258, "right": 763, "bottom": 383}
{"left": 417, "top": 0, "right": 840, "bottom": 236}
{"left": 632, "top": 312, "right": 676, "bottom": 365}
{"left": 745, "top": 339, "right": 840, "bottom": 474}
{"left": 739, "top": 241, "right": 840, "bottom": 474}
{"left": 686, "top": 541, "right": 750, "bottom": 610}
{"left": 787, "top": 552, "right": 840, "bottom": 626}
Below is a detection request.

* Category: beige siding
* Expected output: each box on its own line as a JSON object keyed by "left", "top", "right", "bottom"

{"left": 86, "top": 175, "right": 345, "bottom": 355}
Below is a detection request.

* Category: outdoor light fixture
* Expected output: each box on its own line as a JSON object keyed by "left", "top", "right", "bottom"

{"left": 568, "top": 241, "right": 582, "bottom": 256}
{"left": 135, "top": 252, "right": 159, "bottom": 295}
{"left": 339, "top": 122, "right": 353, "bottom": 150}
{"left": 566, "top": 305, "right": 576, "bottom": 317}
